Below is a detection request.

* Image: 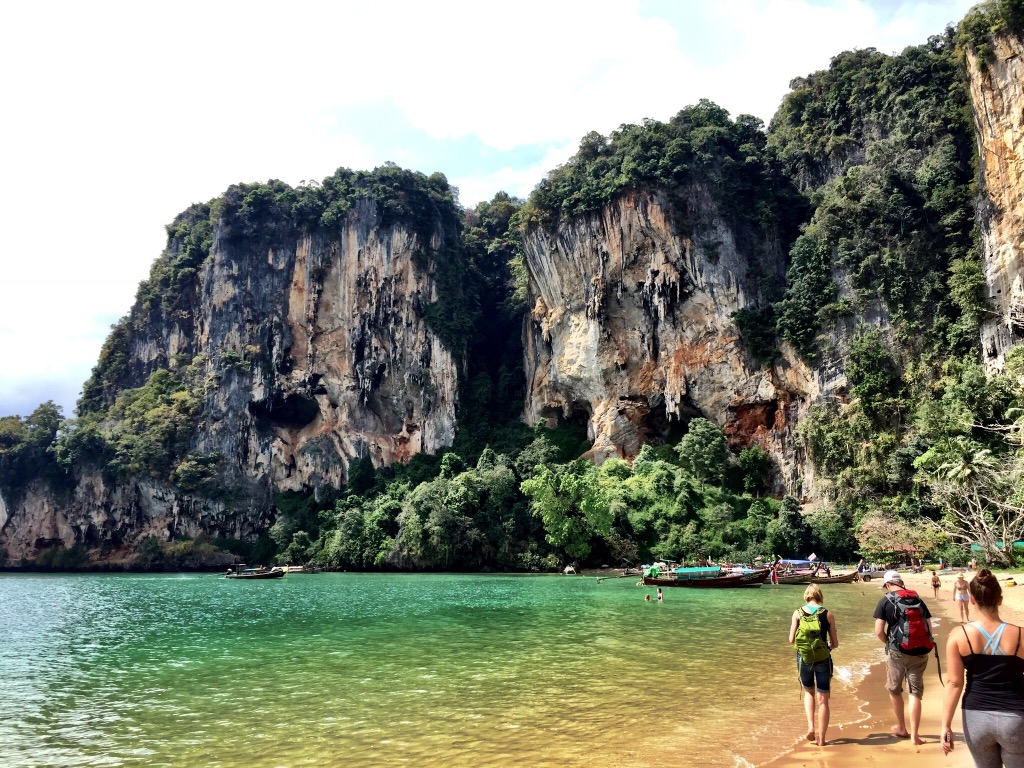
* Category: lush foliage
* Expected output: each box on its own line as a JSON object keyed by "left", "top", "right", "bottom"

{"left": 521, "top": 101, "right": 805, "bottom": 275}
{"left": 957, "top": 0, "right": 1024, "bottom": 65}
{"left": 59, "top": 364, "right": 218, "bottom": 492}
{"left": 770, "top": 36, "right": 982, "bottom": 359}
{"left": 0, "top": 401, "right": 67, "bottom": 502}
{"left": 259, "top": 420, "right": 855, "bottom": 572}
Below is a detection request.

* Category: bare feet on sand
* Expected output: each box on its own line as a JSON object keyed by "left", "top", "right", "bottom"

{"left": 891, "top": 727, "right": 910, "bottom": 739}
{"left": 912, "top": 736, "right": 925, "bottom": 746}
{"left": 806, "top": 730, "right": 815, "bottom": 742}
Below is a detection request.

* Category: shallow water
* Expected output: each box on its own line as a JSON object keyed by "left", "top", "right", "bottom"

{"left": 0, "top": 572, "right": 884, "bottom": 767}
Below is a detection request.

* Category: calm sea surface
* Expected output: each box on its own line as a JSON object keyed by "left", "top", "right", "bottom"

{"left": 0, "top": 572, "right": 886, "bottom": 767}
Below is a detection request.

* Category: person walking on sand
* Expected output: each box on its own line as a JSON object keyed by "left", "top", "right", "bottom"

{"left": 932, "top": 570, "right": 942, "bottom": 598}
{"left": 955, "top": 572, "right": 972, "bottom": 622}
{"left": 941, "top": 568, "right": 1024, "bottom": 766}
{"left": 874, "top": 570, "right": 934, "bottom": 745}
{"left": 789, "top": 584, "right": 839, "bottom": 747}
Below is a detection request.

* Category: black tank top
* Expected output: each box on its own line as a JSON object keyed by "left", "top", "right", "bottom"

{"left": 961, "top": 623, "right": 1024, "bottom": 712}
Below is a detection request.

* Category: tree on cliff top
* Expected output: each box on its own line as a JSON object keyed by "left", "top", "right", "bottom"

{"left": 0, "top": 401, "right": 66, "bottom": 501}
{"left": 518, "top": 99, "right": 805, "bottom": 274}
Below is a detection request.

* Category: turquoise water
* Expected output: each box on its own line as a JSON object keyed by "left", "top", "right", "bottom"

{"left": 0, "top": 573, "right": 885, "bottom": 767}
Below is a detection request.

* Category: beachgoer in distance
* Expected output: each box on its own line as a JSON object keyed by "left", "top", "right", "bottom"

{"left": 955, "top": 572, "right": 971, "bottom": 623}
{"left": 644, "top": 594, "right": 651, "bottom": 602}
{"left": 941, "top": 568, "right": 1024, "bottom": 766}
{"left": 789, "top": 584, "right": 838, "bottom": 747}
{"left": 932, "top": 570, "right": 942, "bottom": 599}
{"left": 656, "top": 588, "right": 663, "bottom": 602}
{"left": 874, "top": 570, "right": 932, "bottom": 745}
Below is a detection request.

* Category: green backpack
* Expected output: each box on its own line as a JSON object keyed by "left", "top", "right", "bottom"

{"left": 794, "top": 607, "right": 831, "bottom": 664}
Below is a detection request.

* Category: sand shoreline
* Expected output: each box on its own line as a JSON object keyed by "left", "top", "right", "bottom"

{"left": 760, "top": 568, "right": 1024, "bottom": 768}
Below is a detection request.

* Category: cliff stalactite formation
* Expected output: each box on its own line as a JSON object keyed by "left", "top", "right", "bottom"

{"left": 522, "top": 190, "right": 812, "bottom": 489}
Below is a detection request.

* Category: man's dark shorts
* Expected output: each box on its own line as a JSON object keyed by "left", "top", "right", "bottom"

{"left": 797, "top": 655, "right": 833, "bottom": 693}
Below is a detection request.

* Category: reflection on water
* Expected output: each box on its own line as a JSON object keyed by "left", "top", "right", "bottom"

{"left": 0, "top": 573, "right": 884, "bottom": 767}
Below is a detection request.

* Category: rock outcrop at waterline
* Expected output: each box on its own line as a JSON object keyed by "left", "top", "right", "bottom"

{"left": 969, "top": 33, "right": 1024, "bottom": 370}
{"left": 522, "top": 190, "right": 815, "bottom": 490}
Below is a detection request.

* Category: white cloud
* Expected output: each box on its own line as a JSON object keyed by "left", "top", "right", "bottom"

{"left": 0, "top": 0, "right": 979, "bottom": 417}
{"left": 454, "top": 143, "right": 578, "bottom": 208}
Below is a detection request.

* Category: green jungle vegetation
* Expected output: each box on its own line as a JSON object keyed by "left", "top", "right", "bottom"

{"left": 3, "top": 2, "right": 1024, "bottom": 570}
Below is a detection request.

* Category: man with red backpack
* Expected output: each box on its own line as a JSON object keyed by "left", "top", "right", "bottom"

{"left": 874, "top": 570, "right": 935, "bottom": 745}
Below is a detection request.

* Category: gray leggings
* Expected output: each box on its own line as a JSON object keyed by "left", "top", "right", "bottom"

{"left": 963, "top": 709, "right": 1024, "bottom": 768}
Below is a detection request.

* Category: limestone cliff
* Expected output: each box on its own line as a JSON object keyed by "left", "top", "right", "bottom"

{"left": 522, "top": 189, "right": 815, "bottom": 491}
{"left": 0, "top": 186, "right": 461, "bottom": 566}
{"left": 969, "top": 33, "right": 1024, "bottom": 369}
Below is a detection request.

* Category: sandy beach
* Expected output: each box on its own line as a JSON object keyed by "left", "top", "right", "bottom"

{"left": 763, "top": 568, "right": 1024, "bottom": 768}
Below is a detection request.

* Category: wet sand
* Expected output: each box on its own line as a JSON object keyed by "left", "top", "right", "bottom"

{"left": 762, "top": 568, "right": 1024, "bottom": 768}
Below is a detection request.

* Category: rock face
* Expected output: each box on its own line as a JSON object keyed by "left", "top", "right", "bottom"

{"left": 0, "top": 474, "right": 267, "bottom": 567}
{"left": 969, "top": 34, "right": 1024, "bottom": 369}
{"left": 188, "top": 198, "right": 459, "bottom": 492}
{"left": 521, "top": 189, "right": 814, "bottom": 491}
{"left": 0, "top": 197, "right": 460, "bottom": 565}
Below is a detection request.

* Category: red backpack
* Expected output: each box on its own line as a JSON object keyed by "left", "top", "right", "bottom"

{"left": 888, "top": 589, "right": 935, "bottom": 654}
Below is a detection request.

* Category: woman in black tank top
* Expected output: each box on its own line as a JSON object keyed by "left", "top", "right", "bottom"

{"left": 940, "top": 569, "right": 1024, "bottom": 767}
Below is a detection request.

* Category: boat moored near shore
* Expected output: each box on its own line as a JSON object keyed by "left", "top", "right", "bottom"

{"left": 223, "top": 564, "right": 285, "bottom": 580}
{"left": 641, "top": 565, "right": 771, "bottom": 588}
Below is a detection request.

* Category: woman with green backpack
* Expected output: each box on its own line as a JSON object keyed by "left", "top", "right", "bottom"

{"left": 788, "top": 584, "right": 840, "bottom": 746}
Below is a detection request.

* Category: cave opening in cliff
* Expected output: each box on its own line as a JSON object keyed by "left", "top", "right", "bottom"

{"left": 656, "top": 400, "right": 704, "bottom": 447}
{"left": 538, "top": 405, "right": 593, "bottom": 454}
{"left": 249, "top": 393, "right": 321, "bottom": 429}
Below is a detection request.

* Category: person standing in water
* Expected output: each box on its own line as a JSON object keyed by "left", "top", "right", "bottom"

{"left": 955, "top": 572, "right": 971, "bottom": 622}
{"left": 941, "top": 568, "right": 1024, "bottom": 766}
{"left": 789, "top": 584, "right": 839, "bottom": 746}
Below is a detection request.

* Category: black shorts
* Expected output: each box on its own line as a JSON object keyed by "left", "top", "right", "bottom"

{"left": 797, "top": 655, "right": 833, "bottom": 693}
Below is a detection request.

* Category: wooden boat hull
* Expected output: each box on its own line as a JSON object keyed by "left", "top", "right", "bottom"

{"left": 776, "top": 574, "right": 814, "bottom": 585}
{"left": 641, "top": 569, "right": 770, "bottom": 588}
{"left": 810, "top": 571, "right": 859, "bottom": 584}
{"left": 776, "top": 571, "right": 859, "bottom": 585}
{"left": 225, "top": 569, "right": 285, "bottom": 579}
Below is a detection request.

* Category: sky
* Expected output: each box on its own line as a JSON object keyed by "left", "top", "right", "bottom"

{"left": 0, "top": 0, "right": 979, "bottom": 420}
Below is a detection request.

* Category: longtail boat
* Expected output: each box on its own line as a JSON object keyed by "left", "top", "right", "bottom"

{"left": 810, "top": 571, "right": 859, "bottom": 584}
{"left": 776, "top": 570, "right": 859, "bottom": 585}
{"left": 224, "top": 564, "right": 285, "bottom": 580}
{"left": 641, "top": 566, "right": 770, "bottom": 588}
